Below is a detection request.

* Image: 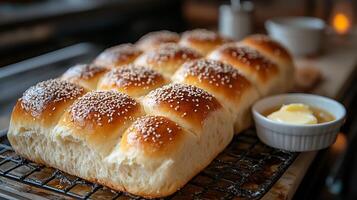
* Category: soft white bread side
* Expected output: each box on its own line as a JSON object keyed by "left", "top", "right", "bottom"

{"left": 172, "top": 59, "right": 260, "bottom": 133}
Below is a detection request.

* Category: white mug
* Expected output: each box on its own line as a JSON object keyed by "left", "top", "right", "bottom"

{"left": 219, "top": 2, "right": 254, "bottom": 41}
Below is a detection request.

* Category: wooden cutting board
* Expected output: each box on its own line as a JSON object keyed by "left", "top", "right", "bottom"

{"left": 262, "top": 35, "right": 357, "bottom": 200}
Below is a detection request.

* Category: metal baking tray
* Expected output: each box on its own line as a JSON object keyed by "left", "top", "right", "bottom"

{"left": 0, "top": 128, "right": 298, "bottom": 200}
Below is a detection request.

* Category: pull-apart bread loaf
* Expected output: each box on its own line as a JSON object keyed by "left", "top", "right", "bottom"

{"left": 8, "top": 29, "right": 294, "bottom": 198}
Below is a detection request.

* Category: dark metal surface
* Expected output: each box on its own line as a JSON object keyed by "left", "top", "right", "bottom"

{"left": 0, "top": 129, "right": 297, "bottom": 200}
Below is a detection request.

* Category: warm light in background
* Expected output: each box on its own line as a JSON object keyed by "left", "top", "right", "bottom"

{"left": 332, "top": 13, "right": 351, "bottom": 34}
{"left": 330, "top": 0, "right": 354, "bottom": 35}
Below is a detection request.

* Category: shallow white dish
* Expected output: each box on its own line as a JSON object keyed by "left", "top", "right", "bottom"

{"left": 252, "top": 93, "right": 346, "bottom": 152}
{"left": 265, "top": 17, "right": 325, "bottom": 56}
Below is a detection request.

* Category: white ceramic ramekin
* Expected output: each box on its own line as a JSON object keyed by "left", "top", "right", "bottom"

{"left": 252, "top": 94, "right": 346, "bottom": 152}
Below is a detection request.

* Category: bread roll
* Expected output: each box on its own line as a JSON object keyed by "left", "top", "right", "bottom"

{"left": 241, "top": 34, "right": 295, "bottom": 91}
{"left": 97, "top": 65, "right": 167, "bottom": 98}
{"left": 136, "top": 30, "right": 180, "bottom": 50}
{"left": 57, "top": 90, "right": 143, "bottom": 154}
{"left": 8, "top": 79, "right": 86, "bottom": 163}
{"left": 93, "top": 44, "right": 142, "bottom": 68}
{"left": 135, "top": 43, "right": 202, "bottom": 78}
{"left": 173, "top": 59, "right": 260, "bottom": 132}
{"left": 7, "top": 30, "right": 294, "bottom": 198}
{"left": 141, "top": 82, "right": 232, "bottom": 134}
{"left": 61, "top": 64, "right": 108, "bottom": 90}
{"left": 208, "top": 44, "right": 282, "bottom": 96}
{"left": 179, "top": 29, "right": 230, "bottom": 55}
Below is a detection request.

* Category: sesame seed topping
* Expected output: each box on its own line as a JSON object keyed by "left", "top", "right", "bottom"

{"left": 20, "top": 79, "right": 84, "bottom": 117}
{"left": 69, "top": 90, "right": 138, "bottom": 126}
{"left": 146, "top": 43, "right": 201, "bottom": 64}
{"left": 94, "top": 43, "right": 142, "bottom": 67}
{"left": 102, "top": 65, "right": 165, "bottom": 91}
{"left": 128, "top": 116, "right": 181, "bottom": 148}
{"left": 137, "top": 30, "right": 180, "bottom": 48}
{"left": 62, "top": 64, "right": 107, "bottom": 80}
{"left": 182, "top": 29, "right": 223, "bottom": 42}
{"left": 222, "top": 45, "right": 277, "bottom": 73}
{"left": 244, "top": 35, "right": 290, "bottom": 59}
{"left": 179, "top": 59, "right": 249, "bottom": 89}
{"left": 146, "top": 83, "right": 220, "bottom": 119}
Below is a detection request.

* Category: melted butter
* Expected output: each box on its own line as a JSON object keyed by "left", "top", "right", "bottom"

{"left": 264, "top": 103, "right": 335, "bottom": 125}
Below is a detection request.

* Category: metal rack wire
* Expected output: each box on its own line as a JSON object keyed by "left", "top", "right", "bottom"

{"left": 0, "top": 129, "right": 297, "bottom": 199}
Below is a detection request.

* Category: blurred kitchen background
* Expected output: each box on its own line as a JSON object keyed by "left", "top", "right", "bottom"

{"left": 0, "top": 0, "right": 357, "bottom": 200}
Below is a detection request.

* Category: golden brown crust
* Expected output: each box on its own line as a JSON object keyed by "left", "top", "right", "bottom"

{"left": 144, "top": 83, "right": 221, "bottom": 130}
{"left": 180, "top": 29, "right": 229, "bottom": 55}
{"left": 135, "top": 43, "right": 202, "bottom": 77}
{"left": 93, "top": 43, "right": 142, "bottom": 68}
{"left": 61, "top": 64, "right": 108, "bottom": 90}
{"left": 59, "top": 90, "right": 143, "bottom": 152}
{"left": 121, "top": 116, "right": 183, "bottom": 157}
{"left": 68, "top": 90, "right": 140, "bottom": 128}
{"left": 242, "top": 34, "right": 292, "bottom": 64}
{"left": 12, "top": 79, "right": 86, "bottom": 128}
{"left": 136, "top": 30, "right": 180, "bottom": 50}
{"left": 175, "top": 59, "right": 253, "bottom": 101}
{"left": 209, "top": 44, "right": 279, "bottom": 83}
{"left": 97, "top": 65, "right": 167, "bottom": 97}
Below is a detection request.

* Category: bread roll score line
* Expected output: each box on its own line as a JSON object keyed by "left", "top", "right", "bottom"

{"left": 7, "top": 29, "right": 294, "bottom": 198}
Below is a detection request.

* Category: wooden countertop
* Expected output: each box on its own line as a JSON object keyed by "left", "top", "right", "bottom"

{"left": 262, "top": 35, "right": 357, "bottom": 200}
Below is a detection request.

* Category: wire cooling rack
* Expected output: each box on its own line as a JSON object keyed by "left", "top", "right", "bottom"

{"left": 0, "top": 129, "right": 297, "bottom": 200}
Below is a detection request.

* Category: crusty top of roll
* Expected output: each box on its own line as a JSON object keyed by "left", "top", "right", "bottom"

{"left": 135, "top": 43, "right": 202, "bottom": 77}
{"left": 242, "top": 34, "right": 292, "bottom": 64}
{"left": 62, "top": 64, "right": 107, "bottom": 81}
{"left": 144, "top": 83, "right": 221, "bottom": 131}
{"left": 19, "top": 79, "right": 85, "bottom": 118}
{"left": 136, "top": 30, "right": 180, "bottom": 50}
{"left": 97, "top": 65, "right": 166, "bottom": 97}
{"left": 121, "top": 116, "right": 183, "bottom": 157}
{"left": 69, "top": 90, "right": 140, "bottom": 127}
{"left": 61, "top": 64, "right": 108, "bottom": 90}
{"left": 93, "top": 43, "right": 142, "bottom": 68}
{"left": 174, "top": 59, "right": 253, "bottom": 101}
{"left": 209, "top": 44, "right": 279, "bottom": 83}
{"left": 179, "top": 29, "right": 229, "bottom": 55}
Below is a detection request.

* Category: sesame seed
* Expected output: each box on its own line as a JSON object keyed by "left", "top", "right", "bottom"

{"left": 146, "top": 83, "right": 220, "bottom": 118}
{"left": 69, "top": 90, "right": 138, "bottom": 126}
{"left": 102, "top": 65, "right": 164, "bottom": 91}
{"left": 182, "top": 29, "right": 223, "bottom": 42}
{"left": 137, "top": 30, "right": 180, "bottom": 48}
{"left": 94, "top": 43, "right": 142, "bottom": 67}
{"left": 20, "top": 79, "right": 84, "bottom": 117}
{"left": 62, "top": 64, "right": 107, "bottom": 80}
{"left": 129, "top": 116, "right": 181, "bottom": 147}
{"left": 145, "top": 43, "right": 201, "bottom": 64}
